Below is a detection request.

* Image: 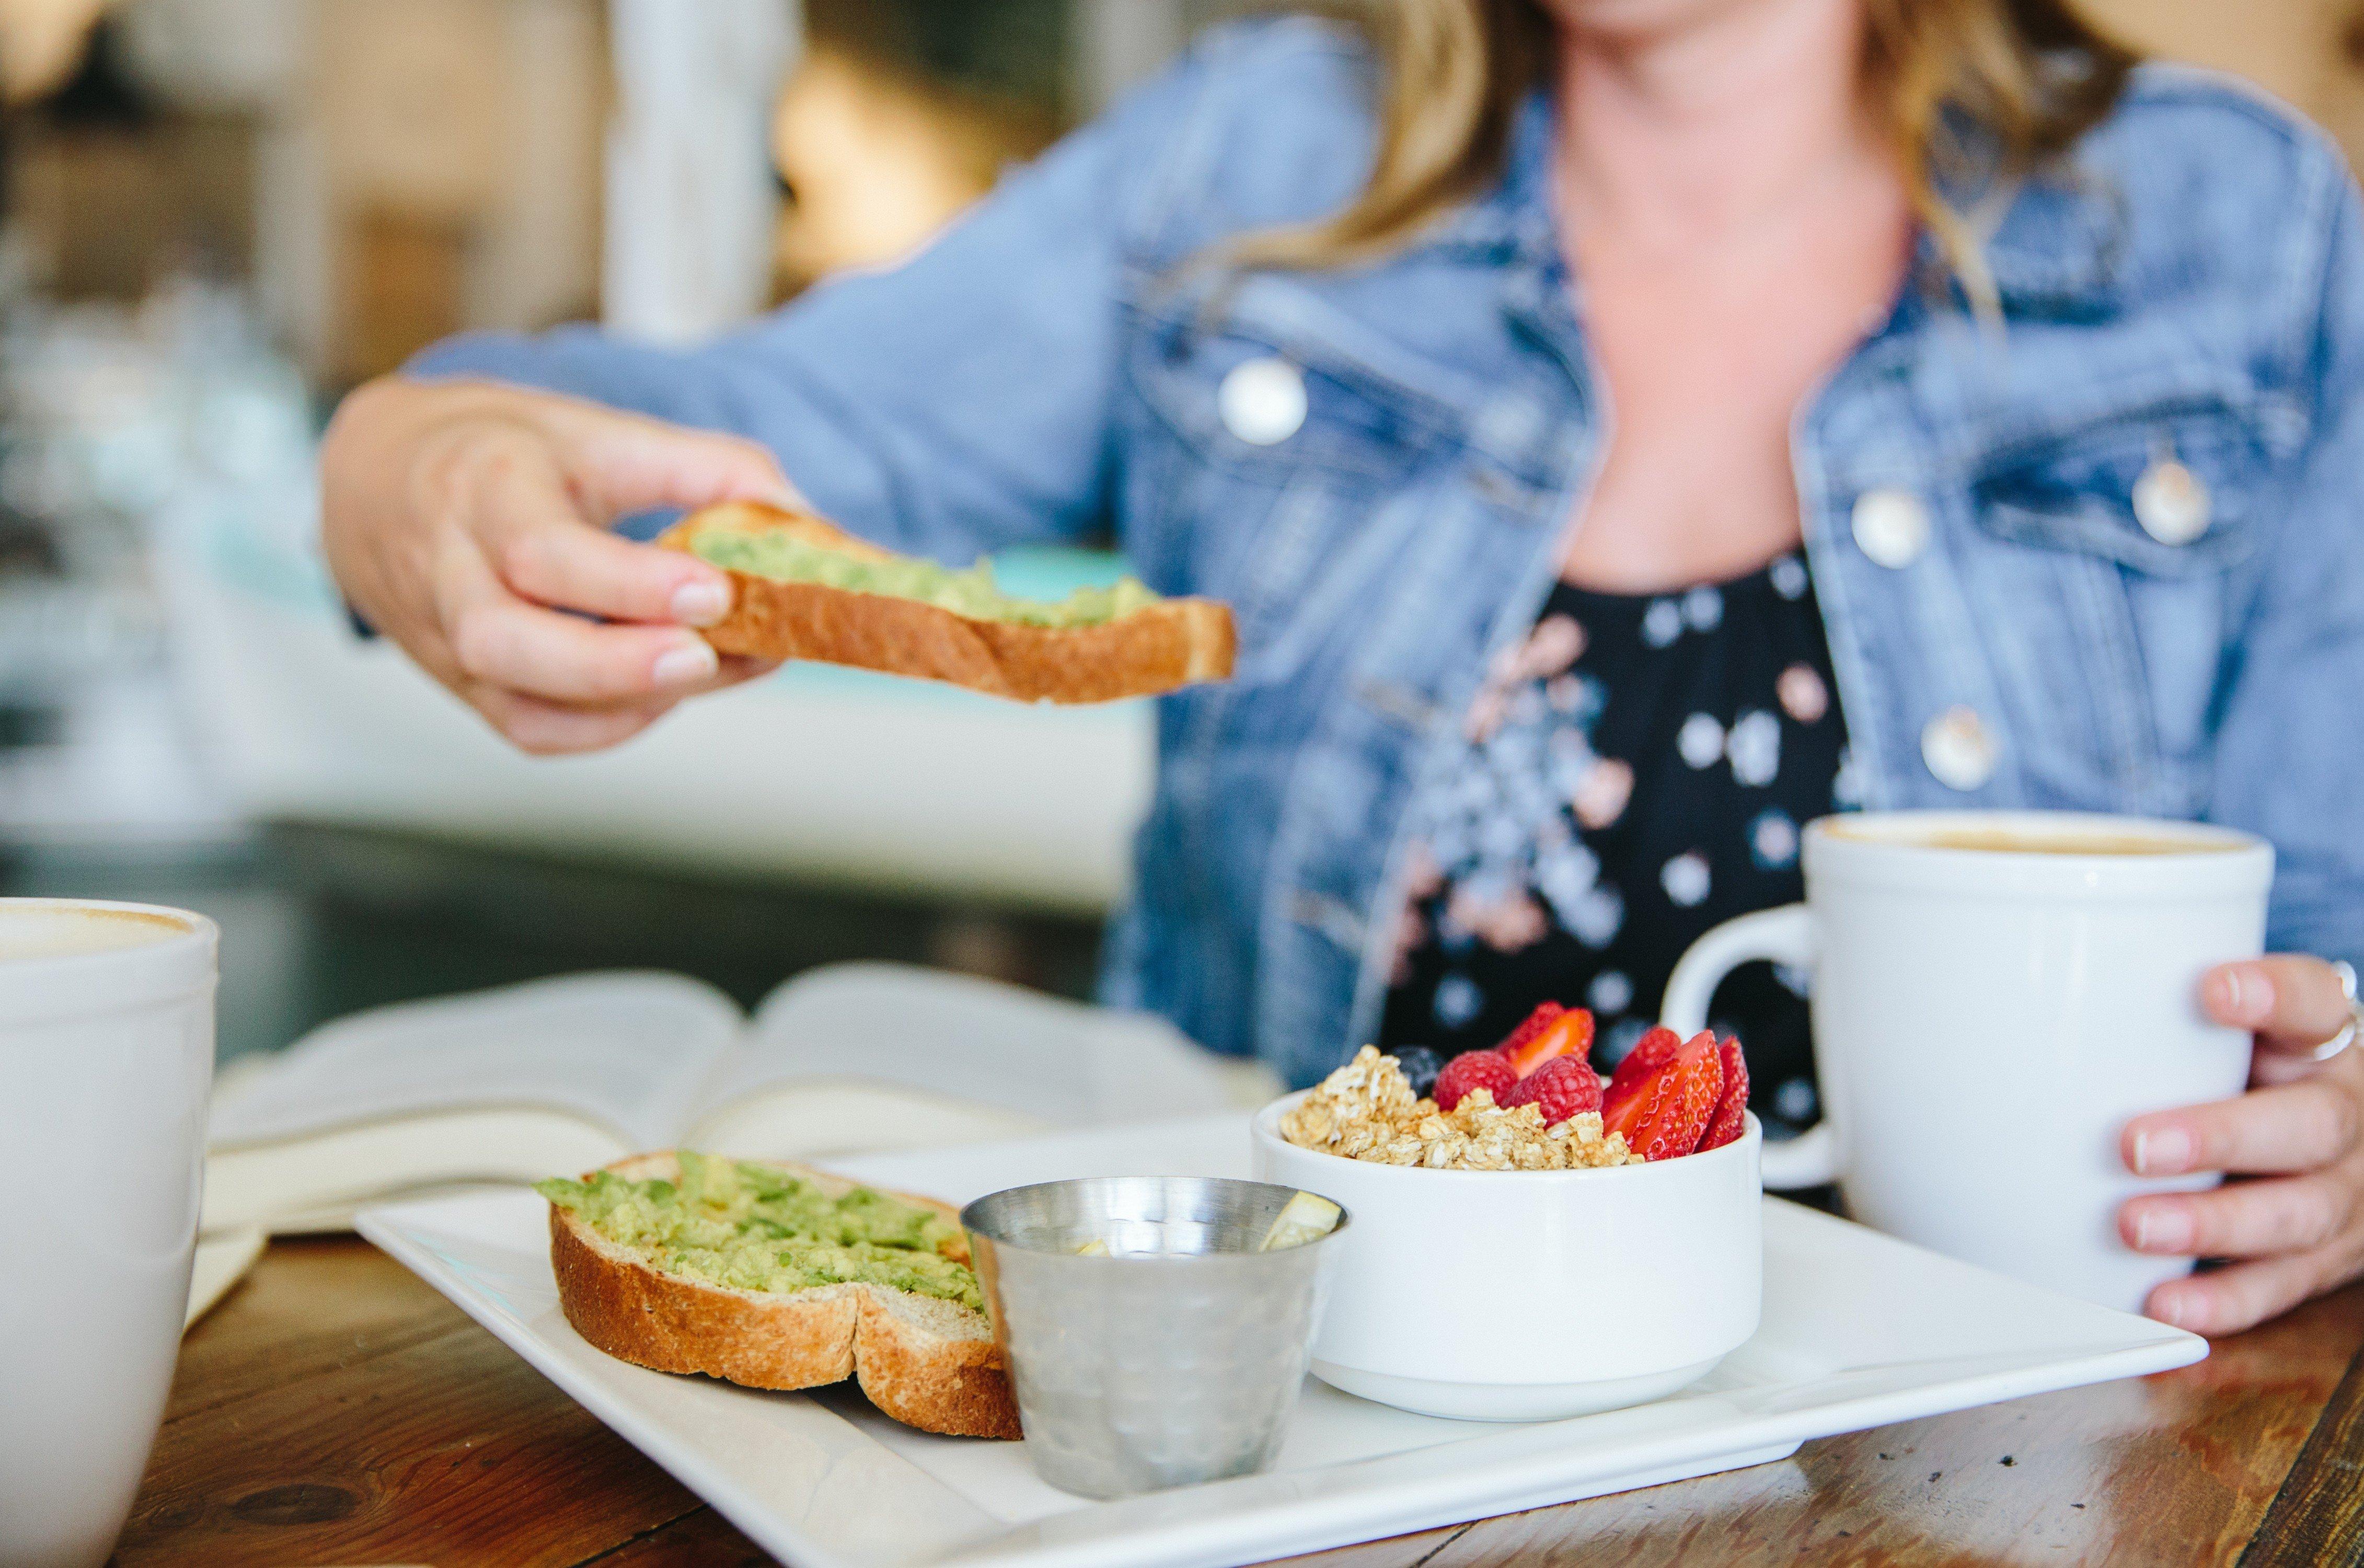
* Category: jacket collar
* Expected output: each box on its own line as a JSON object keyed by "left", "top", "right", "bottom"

{"left": 1409, "top": 90, "right": 1563, "bottom": 268}
{"left": 1944, "top": 164, "right": 2124, "bottom": 314}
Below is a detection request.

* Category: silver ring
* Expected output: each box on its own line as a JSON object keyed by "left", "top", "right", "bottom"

{"left": 2316, "top": 960, "right": 2361, "bottom": 1062}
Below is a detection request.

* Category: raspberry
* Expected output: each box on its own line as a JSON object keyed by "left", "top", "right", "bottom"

{"left": 1696, "top": 1040, "right": 1750, "bottom": 1151}
{"left": 1498, "top": 1054, "right": 1604, "bottom": 1125}
{"left": 1434, "top": 1049, "right": 1516, "bottom": 1112}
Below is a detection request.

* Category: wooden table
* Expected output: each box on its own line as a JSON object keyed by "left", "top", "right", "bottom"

{"left": 123, "top": 1237, "right": 2364, "bottom": 1567}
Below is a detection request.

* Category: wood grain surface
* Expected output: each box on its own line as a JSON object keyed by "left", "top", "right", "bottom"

{"left": 124, "top": 1239, "right": 2364, "bottom": 1567}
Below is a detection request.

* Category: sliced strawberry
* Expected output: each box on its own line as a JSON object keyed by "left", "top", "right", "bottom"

{"left": 1696, "top": 1040, "right": 1750, "bottom": 1152}
{"left": 1602, "top": 1030, "right": 1724, "bottom": 1160}
{"left": 1499, "top": 1053, "right": 1604, "bottom": 1124}
{"left": 1495, "top": 1002, "right": 1565, "bottom": 1065}
{"left": 1505, "top": 1007, "right": 1594, "bottom": 1079}
{"left": 1601, "top": 1025, "right": 1683, "bottom": 1125}
{"left": 1434, "top": 1049, "right": 1517, "bottom": 1112}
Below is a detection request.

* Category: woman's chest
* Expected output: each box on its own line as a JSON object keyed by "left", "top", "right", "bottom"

{"left": 1560, "top": 222, "right": 1911, "bottom": 590}
{"left": 1115, "top": 262, "right": 2289, "bottom": 819}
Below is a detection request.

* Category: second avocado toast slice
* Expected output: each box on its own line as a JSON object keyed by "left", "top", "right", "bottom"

{"left": 539, "top": 1151, "right": 1019, "bottom": 1439}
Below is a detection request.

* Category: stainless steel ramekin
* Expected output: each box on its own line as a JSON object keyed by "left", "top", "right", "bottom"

{"left": 961, "top": 1175, "right": 1348, "bottom": 1498}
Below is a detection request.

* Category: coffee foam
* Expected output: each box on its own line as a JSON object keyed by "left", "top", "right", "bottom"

{"left": 1823, "top": 823, "right": 2241, "bottom": 857}
{"left": 0, "top": 905, "right": 195, "bottom": 960}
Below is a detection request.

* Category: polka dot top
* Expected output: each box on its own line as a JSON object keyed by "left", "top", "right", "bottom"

{"left": 1377, "top": 554, "right": 1858, "bottom": 1138}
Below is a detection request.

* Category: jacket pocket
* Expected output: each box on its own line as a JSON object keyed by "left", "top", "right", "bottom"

{"left": 1967, "top": 393, "right": 2278, "bottom": 574}
{"left": 1126, "top": 281, "right": 1464, "bottom": 480}
{"left": 1955, "top": 391, "right": 2279, "bottom": 812}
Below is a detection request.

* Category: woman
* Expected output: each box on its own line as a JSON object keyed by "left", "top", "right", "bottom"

{"left": 322, "top": 0, "right": 2364, "bottom": 1337}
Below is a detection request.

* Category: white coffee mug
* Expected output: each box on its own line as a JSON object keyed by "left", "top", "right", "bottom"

{"left": 0, "top": 900, "right": 217, "bottom": 1568}
{"left": 1662, "top": 811, "right": 2272, "bottom": 1315}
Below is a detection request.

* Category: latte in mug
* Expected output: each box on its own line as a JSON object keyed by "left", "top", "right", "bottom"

{"left": 1663, "top": 811, "right": 2271, "bottom": 1313}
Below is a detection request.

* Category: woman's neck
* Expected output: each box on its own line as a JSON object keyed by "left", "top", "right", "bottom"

{"left": 1551, "top": 0, "right": 1887, "bottom": 253}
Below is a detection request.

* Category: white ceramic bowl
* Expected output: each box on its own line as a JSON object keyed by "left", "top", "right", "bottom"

{"left": 1251, "top": 1092, "right": 1763, "bottom": 1421}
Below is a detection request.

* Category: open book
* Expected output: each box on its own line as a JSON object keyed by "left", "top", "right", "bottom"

{"left": 202, "top": 961, "right": 1269, "bottom": 1241}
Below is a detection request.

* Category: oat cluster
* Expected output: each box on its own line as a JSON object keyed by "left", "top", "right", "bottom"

{"left": 1279, "top": 1046, "right": 1640, "bottom": 1171}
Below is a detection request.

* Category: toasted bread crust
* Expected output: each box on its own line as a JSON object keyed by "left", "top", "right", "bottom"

{"left": 851, "top": 1288, "right": 1020, "bottom": 1439}
{"left": 660, "top": 502, "right": 1237, "bottom": 704}
{"left": 545, "top": 1153, "right": 1019, "bottom": 1439}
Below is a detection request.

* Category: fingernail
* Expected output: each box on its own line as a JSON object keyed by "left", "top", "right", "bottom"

{"left": 2149, "top": 1291, "right": 2198, "bottom": 1331}
{"left": 671, "top": 579, "right": 730, "bottom": 626}
{"left": 652, "top": 641, "right": 719, "bottom": 688}
{"left": 2132, "top": 1207, "right": 2192, "bottom": 1252}
{"left": 2221, "top": 964, "right": 2273, "bottom": 1026}
{"left": 2132, "top": 1125, "right": 2196, "bottom": 1175}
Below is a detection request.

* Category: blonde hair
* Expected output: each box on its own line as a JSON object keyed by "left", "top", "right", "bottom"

{"left": 1231, "top": 0, "right": 2136, "bottom": 312}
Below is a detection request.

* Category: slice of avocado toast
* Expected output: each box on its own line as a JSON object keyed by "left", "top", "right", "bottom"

{"left": 538, "top": 1151, "right": 981, "bottom": 1307}
{"left": 684, "top": 524, "right": 1163, "bottom": 630}
{"left": 538, "top": 1151, "right": 1019, "bottom": 1438}
{"left": 658, "top": 501, "right": 1237, "bottom": 704}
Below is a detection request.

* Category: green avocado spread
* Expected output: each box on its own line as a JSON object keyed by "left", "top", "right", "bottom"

{"left": 688, "top": 525, "right": 1160, "bottom": 628}
{"left": 536, "top": 1151, "right": 982, "bottom": 1312}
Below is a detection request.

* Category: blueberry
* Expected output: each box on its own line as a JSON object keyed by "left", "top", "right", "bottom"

{"left": 1391, "top": 1046, "right": 1446, "bottom": 1099}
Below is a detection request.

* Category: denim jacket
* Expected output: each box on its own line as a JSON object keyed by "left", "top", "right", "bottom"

{"left": 414, "top": 20, "right": 2364, "bottom": 1087}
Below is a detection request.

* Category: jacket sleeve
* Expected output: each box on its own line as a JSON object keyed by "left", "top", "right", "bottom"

{"left": 404, "top": 50, "right": 1215, "bottom": 561}
{"left": 2211, "top": 157, "right": 2364, "bottom": 967}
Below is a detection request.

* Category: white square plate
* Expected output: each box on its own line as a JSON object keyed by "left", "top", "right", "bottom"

{"left": 358, "top": 1114, "right": 2205, "bottom": 1568}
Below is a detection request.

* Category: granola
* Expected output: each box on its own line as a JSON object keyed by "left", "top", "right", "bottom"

{"left": 1279, "top": 1046, "right": 1640, "bottom": 1171}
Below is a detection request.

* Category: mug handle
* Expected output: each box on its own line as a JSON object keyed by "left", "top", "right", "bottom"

{"left": 1660, "top": 904, "right": 1837, "bottom": 1190}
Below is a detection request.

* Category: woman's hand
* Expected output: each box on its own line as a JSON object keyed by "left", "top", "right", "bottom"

{"left": 2117, "top": 955, "right": 2364, "bottom": 1335}
{"left": 320, "top": 376, "right": 797, "bottom": 754}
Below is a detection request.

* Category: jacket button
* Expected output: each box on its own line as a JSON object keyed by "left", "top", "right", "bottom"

{"left": 1851, "top": 489, "right": 1930, "bottom": 568}
{"left": 2134, "top": 458, "right": 2210, "bottom": 546}
{"left": 1218, "top": 356, "right": 1308, "bottom": 446}
{"left": 1920, "top": 706, "right": 1997, "bottom": 791}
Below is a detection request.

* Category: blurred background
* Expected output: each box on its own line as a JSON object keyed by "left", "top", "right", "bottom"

{"left": 0, "top": 0, "right": 2356, "bottom": 1062}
